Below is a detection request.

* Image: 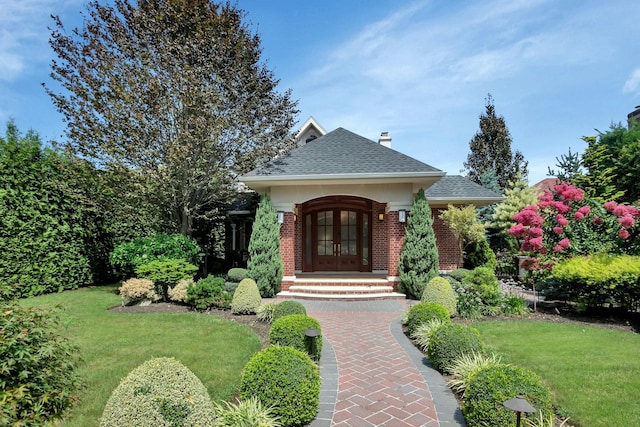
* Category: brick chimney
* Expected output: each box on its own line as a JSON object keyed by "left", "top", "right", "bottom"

{"left": 378, "top": 131, "right": 391, "bottom": 148}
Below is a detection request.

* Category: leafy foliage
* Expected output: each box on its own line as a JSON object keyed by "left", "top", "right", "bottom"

{"left": 272, "top": 300, "right": 306, "bottom": 321}
{"left": 421, "top": 276, "right": 457, "bottom": 316}
{"left": 464, "top": 94, "right": 528, "bottom": 189}
{"left": 168, "top": 278, "right": 193, "bottom": 303}
{"left": 185, "top": 275, "right": 229, "bottom": 310}
{"left": 110, "top": 233, "right": 202, "bottom": 279}
{"left": 100, "top": 357, "right": 216, "bottom": 427}
{"left": 463, "top": 364, "right": 553, "bottom": 427}
{"left": 426, "top": 323, "right": 484, "bottom": 373}
{"left": 411, "top": 318, "right": 447, "bottom": 352}
{"left": 462, "top": 267, "right": 501, "bottom": 307}
{"left": 270, "top": 314, "right": 323, "bottom": 361}
{"left": 231, "top": 278, "right": 262, "bottom": 314}
{"left": 491, "top": 173, "right": 538, "bottom": 248}
{"left": 464, "top": 238, "right": 497, "bottom": 270}
{"left": 448, "top": 268, "right": 471, "bottom": 282}
{"left": 47, "top": 0, "right": 298, "bottom": 237}
{"left": 398, "top": 189, "right": 440, "bottom": 299}
{"left": 247, "top": 195, "right": 283, "bottom": 298}
{"left": 239, "top": 346, "right": 320, "bottom": 427}
{"left": 213, "top": 397, "right": 282, "bottom": 427}
{"left": 0, "top": 302, "right": 82, "bottom": 426}
{"left": 406, "top": 302, "right": 450, "bottom": 336}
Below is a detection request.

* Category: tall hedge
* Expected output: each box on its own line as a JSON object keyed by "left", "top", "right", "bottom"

{"left": 0, "top": 122, "right": 99, "bottom": 298}
{"left": 398, "top": 189, "right": 440, "bottom": 299}
{"left": 247, "top": 194, "right": 283, "bottom": 298}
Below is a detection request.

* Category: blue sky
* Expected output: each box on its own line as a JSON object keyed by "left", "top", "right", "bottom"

{"left": 2, "top": 0, "right": 639, "bottom": 184}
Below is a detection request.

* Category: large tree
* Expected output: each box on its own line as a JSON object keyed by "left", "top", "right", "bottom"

{"left": 464, "top": 94, "right": 528, "bottom": 189}
{"left": 46, "top": 0, "right": 298, "bottom": 236}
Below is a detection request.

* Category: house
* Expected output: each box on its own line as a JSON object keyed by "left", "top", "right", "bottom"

{"left": 240, "top": 118, "right": 503, "bottom": 294}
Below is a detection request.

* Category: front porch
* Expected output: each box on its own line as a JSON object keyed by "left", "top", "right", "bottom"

{"left": 277, "top": 272, "right": 406, "bottom": 301}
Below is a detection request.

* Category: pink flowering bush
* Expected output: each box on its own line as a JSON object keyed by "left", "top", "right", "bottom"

{"left": 509, "top": 183, "right": 640, "bottom": 258}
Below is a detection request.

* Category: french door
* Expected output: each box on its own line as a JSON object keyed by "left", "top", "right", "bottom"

{"left": 306, "top": 208, "right": 371, "bottom": 272}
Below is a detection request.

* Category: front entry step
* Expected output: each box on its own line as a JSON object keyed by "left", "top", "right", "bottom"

{"left": 277, "top": 285, "right": 406, "bottom": 301}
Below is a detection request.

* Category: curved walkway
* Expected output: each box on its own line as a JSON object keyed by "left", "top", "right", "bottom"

{"left": 303, "top": 300, "right": 466, "bottom": 427}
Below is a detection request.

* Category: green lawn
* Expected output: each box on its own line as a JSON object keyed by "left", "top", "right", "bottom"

{"left": 21, "top": 285, "right": 261, "bottom": 427}
{"left": 473, "top": 320, "right": 640, "bottom": 427}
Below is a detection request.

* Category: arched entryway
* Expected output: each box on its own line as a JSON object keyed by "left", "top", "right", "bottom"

{"left": 301, "top": 196, "right": 372, "bottom": 272}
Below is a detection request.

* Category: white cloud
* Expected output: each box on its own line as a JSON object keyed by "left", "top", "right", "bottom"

{"left": 623, "top": 68, "right": 640, "bottom": 94}
{"left": 0, "top": 0, "right": 84, "bottom": 81}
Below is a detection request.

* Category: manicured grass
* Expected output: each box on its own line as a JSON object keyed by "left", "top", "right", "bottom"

{"left": 473, "top": 320, "right": 640, "bottom": 427}
{"left": 21, "top": 285, "right": 261, "bottom": 427}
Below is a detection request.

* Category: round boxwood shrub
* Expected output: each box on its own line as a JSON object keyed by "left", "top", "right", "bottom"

{"left": 406, "top": 302, "right": 450, "bottom": 336}
{"left": 240, "top": 346, "right": 320, "bottom": 427}
{"left": 100, "top": 357, "right": 216, "bottom": 427}
{"left": 426, "top": 323, "right": 483, "bottom": 373}
{"left": 463, "top": 364, "right": 553, "bottom": 427}
{"left": 270, "top": 314, "right": 323, "bottom": 361}
{"left": 227, "top": 267, "right": 248, "bottom": 283}
{"left": 272, "top": 300, "right": 307, "bottom": 321}
{"left": 231, "top": 278, "right": 262, "bottom": 314}
{"left": 421, "top": 276, "right": 457, "bottom": 316}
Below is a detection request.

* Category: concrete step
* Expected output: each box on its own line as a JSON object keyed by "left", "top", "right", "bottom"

{"left": 277, "top": 285, "right": 406, "bottom": 301}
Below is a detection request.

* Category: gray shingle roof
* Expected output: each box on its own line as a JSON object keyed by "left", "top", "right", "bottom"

{"left": 426, "top": 175, "right": 504, "bottom": 201}
{"left": 243, "top": 127, "right": 443, "bottom": 177}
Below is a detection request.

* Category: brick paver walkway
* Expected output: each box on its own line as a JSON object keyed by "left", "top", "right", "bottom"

{"left": 303, "top": 300, "right": 465, "bottom": 427}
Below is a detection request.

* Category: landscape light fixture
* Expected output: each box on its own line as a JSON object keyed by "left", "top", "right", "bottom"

{"left": 503, "top": 395, "right": 536, "bottom": 427}
{"left": 305, "top": 328, "right": 320, "bottom": 361}
{"left": 398, "top": 209, "right": 407, "bottom": 223}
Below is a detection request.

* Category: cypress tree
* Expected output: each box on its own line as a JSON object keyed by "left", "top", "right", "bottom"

{"left": 398, "top": 189, "right": 439, "bottom": 299}
{"left": 247, "top": 194, "right": 283, "bottom": 297}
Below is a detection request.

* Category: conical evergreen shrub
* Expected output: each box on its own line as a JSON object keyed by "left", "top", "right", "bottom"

{"left": 247, "top": 195, "right": 283, "bottom": 298}
{"left": 398, "top": 189, "right": 440, "bottom": 299}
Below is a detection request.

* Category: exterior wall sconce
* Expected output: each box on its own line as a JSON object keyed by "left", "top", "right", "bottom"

{"left": 503, "top": 395, "right": 536, "bottom": 427}
{"left": 277, "top": 211, "right": 285, "bottom": 225}
{"left": 293, "top": 214, "right": 297, "bottom": 222}
{"left": 378, "top": 213, "right": 385, "bottom": 221}
{"left": 398, "top": 209, "right": 407, "bottom": 223}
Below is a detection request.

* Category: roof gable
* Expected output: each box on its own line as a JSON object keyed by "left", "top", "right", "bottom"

{"left": 425, "top": 175, "right": 504, "bottom": 203}
{"left": 244, "top": 127, "right": 443, "bottom": 178}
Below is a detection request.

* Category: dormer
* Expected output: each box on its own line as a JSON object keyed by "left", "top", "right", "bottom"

{"left": 294, "top": 116, "right": 327, "bottom": 147}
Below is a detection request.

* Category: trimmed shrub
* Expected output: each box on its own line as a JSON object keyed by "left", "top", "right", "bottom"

{"left": 231, "top": 278, "right": 262, "bottom": 314}
{"left": 247, "top": 195, "right": 283, "bottom": 298}
{"left": 257, "top": 301, "right": 279, "bottom": 323}
{"left": 240, "top": 346, "right": 320, "bottom": 427}
{"left": 136, "top": 259, "right": 197, "bottom": 301}
{"left": 119, "top": 278, "right": 158, "bottom": 305}
{"left": 448, "top": 268, "right": 471, "bottom": 282}
{"left": 270, "top": 314, "right": 323, "bottom": 361}
{"left": 426, "top": 323, "right": 483, "bottom": 373}
{"left": 421, "top": 276, "right": 457, "bottom": 316}
{"left": 227, "top": 267, "right": 248, "bottom": 283}
{"left": 406, "top": 302, "right": 450, "bottom": 336}
{"left": 110, "top": 233, "right": 202, "bottom": 278}
{"left": 464, "top": 364, "right": 553, "bottom": 427}
{"left": 224, "top": 281, "right": 240, "bottom": 293}
{"left": 100, "top": 357, "right": 216, "bottom": 427}
{"left": 272, "top": 300, "right": 307, "bottom": 321}
{"left": 398, "top": 189, "right": 440, "bottom": 299}
{"left": 185, "top": 276, "right": 228, "bottom": 310}
{"left": 168, "top": 278, "right": 193, "bottom": 303}
{"left": 0, "top": 302, "right": 82, "bottom": 426}
{"left": 213, "top": 397, "right": 281, "bottom": 427}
